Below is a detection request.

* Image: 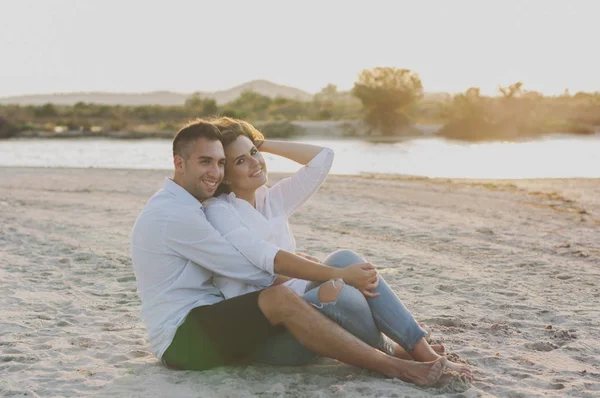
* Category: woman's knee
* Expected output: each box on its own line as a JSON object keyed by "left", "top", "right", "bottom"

{"left": 323, "top": 249, "right": 365, "bottom": 268}
{"left": 317, "top": 279, "right": 344, "bottom": 303}
{"left": 318, "top": 283, "right": 370, "bottom": 315}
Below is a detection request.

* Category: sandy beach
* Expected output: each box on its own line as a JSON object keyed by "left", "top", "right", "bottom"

{"left": 1, "top": 167, "right": 599, "bottom": 397}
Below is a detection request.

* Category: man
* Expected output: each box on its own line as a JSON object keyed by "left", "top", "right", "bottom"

{"left": 131, "top": 119, "right": 448, "bottom": 387}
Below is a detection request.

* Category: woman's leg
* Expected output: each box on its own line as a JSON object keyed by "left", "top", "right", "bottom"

{"left": 320, "top": 250, "right": 472, "bottom": 379}
{"left": 255, "top": 250, "right": 470, "bottom": 379}
{"left": 320, "top": 250, "right": 428, "bottom": 353}
{"left": 323, "top": 250, "right": 471, "bottom": 378}
{"left": 251, "top": 279, "right": 396, "bottom": 366}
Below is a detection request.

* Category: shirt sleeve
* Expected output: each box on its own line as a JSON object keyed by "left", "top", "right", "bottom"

{"left": 163, "top": 208, "right": 276, "bottom": 286}
{"left": 268, "top": 147, "right": 334, "bottom": 216}
{"left": 203, "top": 202, "right": 282, "bottom": 272}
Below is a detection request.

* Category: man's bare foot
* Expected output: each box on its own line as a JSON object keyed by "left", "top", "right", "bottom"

{"left": 393, "top": 344, "right": 445, "bottom": 360}
{"left": 390, "top": 357, "right": 447, "bottom": 387}
{"left": 443, "top": 359, "right": 472, "bottom": 381}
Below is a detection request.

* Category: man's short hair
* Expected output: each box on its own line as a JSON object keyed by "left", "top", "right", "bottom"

{"left": 172, "top": 119, "right": 222, "bottom": 159}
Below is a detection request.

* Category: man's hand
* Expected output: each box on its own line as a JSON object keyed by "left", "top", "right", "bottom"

{"left": 338, "top": 263, "right": 380, "bottom": 298}
{"left": 295, "top": 252, "right": 320, "bottom": 263}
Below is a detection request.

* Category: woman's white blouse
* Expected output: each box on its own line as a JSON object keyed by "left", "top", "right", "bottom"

{"left": 204, "top": 147, "right": 334, "bottom": 299}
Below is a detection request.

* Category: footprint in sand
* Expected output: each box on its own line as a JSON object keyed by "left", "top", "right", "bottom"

{"left": 436, "top": 284, "right": 456, "bottom": 293}
{"left": 552, "top": 329, "right": 577, "bottom": 340}
{"left": 556, "top": 274, "right": 574, "bottom": 280}
{"left": 524, "top": 341, "right": 559, "bottom": 351}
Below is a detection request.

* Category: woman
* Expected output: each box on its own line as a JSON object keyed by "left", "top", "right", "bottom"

{"left": 203, "top": 117, "right": 471, "bottom": 380}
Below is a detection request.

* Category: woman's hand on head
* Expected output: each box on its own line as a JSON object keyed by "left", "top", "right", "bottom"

{"left": 338, "top": 263, "right": 380, "bottom": 298}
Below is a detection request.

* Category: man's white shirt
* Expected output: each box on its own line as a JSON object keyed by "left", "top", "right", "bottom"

{"left": 130, "top": 179, "right": 276, "bottom": 360}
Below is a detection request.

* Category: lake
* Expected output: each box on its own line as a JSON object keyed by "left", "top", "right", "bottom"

{"left": 1, "top": 134, "right": 599, "bottom": 179}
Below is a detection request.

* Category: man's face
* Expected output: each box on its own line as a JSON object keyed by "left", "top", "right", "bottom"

{"left": 177, "top": 138, "right": 226, "bottom": 201}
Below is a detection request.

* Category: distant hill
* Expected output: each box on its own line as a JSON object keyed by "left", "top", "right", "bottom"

{"left": 0, "top": 91, "right": 189, "bottom": 106}
{"left": 202, "top": 79, "right": 314, "bottom": 104}
{"left": 0, "top": 79, "right": 314, "bottom": 106}
{"left": 0, "top": 80, "right": 450, "bottom": 106}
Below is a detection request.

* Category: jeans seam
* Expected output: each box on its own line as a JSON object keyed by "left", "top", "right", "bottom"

{"left": 373, "top": 313, "right": 423, "bottom": 352}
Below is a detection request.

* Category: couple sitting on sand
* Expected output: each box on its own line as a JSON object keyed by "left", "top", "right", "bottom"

{"left": 130, "top": 117, "right": 472, "bottom": 387}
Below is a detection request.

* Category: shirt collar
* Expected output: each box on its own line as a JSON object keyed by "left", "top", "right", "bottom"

{"left": 163, "top": 178, "right": 203, "bottom": 208}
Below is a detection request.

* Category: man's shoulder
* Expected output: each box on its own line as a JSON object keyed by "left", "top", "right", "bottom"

{"left": 138, "top": 190, "right": 205, "bottom": 225}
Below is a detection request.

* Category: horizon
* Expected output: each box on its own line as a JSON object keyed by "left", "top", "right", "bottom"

{"left": 1, "top": 0, "right": 599, "bottom": 98}
{"left": 0, "top": 79, "right": 454, "bottom": 100}
{"left": 0, "top": 79, "right": 314, "bottom": 99}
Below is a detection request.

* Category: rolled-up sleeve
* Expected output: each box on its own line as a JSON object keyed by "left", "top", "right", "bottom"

{"left": 269, "top": 147, "right": 334, "bottom": 216}
{"left": 164, "top": 209, "right": 276, "bottom": 286}
{"left": 204, "top": 203, "right": 280, "bottom": 273}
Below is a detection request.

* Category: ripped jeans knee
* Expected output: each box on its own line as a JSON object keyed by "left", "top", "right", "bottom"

{"left": 302, "top": 281, "right": 394, "bottom": 354}
{"left": 311, "top": 278, "right": 345, "bottom": 309}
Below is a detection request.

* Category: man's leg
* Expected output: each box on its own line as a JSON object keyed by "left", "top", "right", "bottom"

{"left": 258, "top": 284, "right": 447, "bottom": 387}
{"left": 252, "top": 279, "right": 393, "bottom": 366}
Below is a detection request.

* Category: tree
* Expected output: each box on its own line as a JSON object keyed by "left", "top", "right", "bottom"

{"left": 34, "top": 103, "right": 58, "bottom": 118}
{"left": 0, "top": 115, "right": 17, "bottom": 138}
{"left": 352, "top": 67, "right": 423, "bottom": 135}
{"left": 185, "top": 95, "right": 218, "bottom": 116}
{"left": 314, "top": 84, "right": 338, "bottom": 102}
{"left": 498, "top": 82, "right": 524, "bottom": 99}
{"left": 223, "top": 91, "right": 272, "bottom": 120}
{"left": 185, "top": 94, "right": 204, "bottom": 108}
{"left": 443, "top": 87, "right": 487, "bottom": 120}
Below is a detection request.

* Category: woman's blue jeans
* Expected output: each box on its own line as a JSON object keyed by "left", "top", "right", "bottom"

{"left": 251, "top": 249, "right": 427, "bottom": 366}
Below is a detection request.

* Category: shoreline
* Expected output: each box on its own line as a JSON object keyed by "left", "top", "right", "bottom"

{"left": 1, "top": 167, "right": 599, "bottom": 396}
{"left": 4, "top": 164, "right": 600, "bottom": 182}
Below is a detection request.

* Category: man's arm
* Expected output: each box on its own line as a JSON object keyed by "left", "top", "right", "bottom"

{"left": 164, "top": 210, "right": 276, "bottom": 287}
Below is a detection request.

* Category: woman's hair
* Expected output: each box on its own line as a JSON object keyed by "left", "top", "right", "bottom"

{"left": 210, "top": 117, "right": 265, "bottom": 196}
{"left": 211, "top": 117, "right": 264, "bottom": 147}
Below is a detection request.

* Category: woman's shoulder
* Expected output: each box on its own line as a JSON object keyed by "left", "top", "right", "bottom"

{"left": 203, "top": 194, "right": 233, "bottom": 209}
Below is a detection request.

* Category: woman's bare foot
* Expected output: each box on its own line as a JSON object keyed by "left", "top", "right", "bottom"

{"left": 419, "top": 323, "right": 432, "bottom": 340}
{"left": 390, "top": 357, "right": 447, "bottom": 387}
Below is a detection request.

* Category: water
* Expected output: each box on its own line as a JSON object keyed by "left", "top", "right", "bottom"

{"left": 1, "top": 135, "right": 599, "bottom": 179}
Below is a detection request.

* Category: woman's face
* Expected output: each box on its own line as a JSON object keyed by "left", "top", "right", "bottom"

{"left": 224, "top": 135, "right": 268, "bottom": 193}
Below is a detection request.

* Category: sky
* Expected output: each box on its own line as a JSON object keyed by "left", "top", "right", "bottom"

{"left": 0, "top": 0, "right": 598, "bottom": 97}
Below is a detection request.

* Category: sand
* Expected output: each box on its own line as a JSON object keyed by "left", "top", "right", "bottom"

{"left": 1, "top": 167, "right": 599, "bottom": 397}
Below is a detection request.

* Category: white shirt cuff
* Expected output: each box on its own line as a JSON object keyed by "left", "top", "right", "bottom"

{"left": 262, "top": 243, "right": 280, "bottom": 275}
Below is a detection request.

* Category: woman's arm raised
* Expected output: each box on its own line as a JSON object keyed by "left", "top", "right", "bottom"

{"left": 259, "top": 141, "right": 334, "bottom": 216}
{"left": 258, "top": 140, "right": 325, "bottom": 165}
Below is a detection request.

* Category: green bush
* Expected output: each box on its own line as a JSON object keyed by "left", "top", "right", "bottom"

{"left": 563, "top": 122, "right": 595, "bottom": 135}
{"left": 0, "top": 116, "right": 19, "bottom": 138}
